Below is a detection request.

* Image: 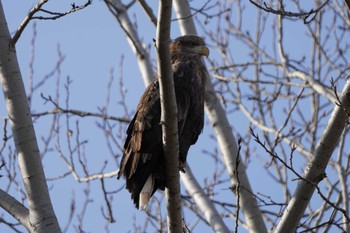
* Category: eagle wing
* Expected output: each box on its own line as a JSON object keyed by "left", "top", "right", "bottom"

{"left": 118, "top": 60, "right": 205, "bottom": 209}
{"left": 118, "top": 79, "right": 164, "bottom": 208}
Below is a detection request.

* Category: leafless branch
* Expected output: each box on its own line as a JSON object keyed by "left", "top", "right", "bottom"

{"left": 156, "top": 0, "right": 183, "bottom": 232}
{"left": 11, "top": 0, "right": 92, "bottom": 46}
{"left": 32, "top": 0, "right": 92, "bottom": 20}
{"left": 137, "top": 0, "right": 157, "bottom": 26}
{"left": 100, "top": 178, "right": 115, "bottom": 223}
{"left": 249, "top": 0, "right": 330, "bottom": 24}
{"left": 234, "top": 138, "right": 242, "bottom": 233}
{"left": 37, "top": 93, "right": 130, "bottom": 122}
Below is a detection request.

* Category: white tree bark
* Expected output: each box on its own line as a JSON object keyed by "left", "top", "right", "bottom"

{"left": 0, "top": 2, "right": 61, "bottom": 232}
{"left": 275, "top": 79, "right": 350, "bottom": 232}
{"left": 156, "top": 0, "right": 183, "bottom": 232}
{"left": 0, "top": 189, "right": 30, "bottom": 229}
{"left": 173, "top": 1, "right": 268, "bottom": 232}
{"left": 287, "top": 71, "right": 336, "bottom": 103}
{"left": 181, "top": 165, "right": 230, "bottom": 233}
{"left": 104, "top": 0, "right": 154, "bottom": 86}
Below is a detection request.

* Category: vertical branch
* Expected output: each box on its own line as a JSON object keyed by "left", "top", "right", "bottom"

{"left": 275, "top": 79, "right": 350, "bottom": 232}
{"left": 234, "top": 138, "right": 242, "bottom": 233}
{"left": 155, "top": 0, "right": 182, "bottom": 232}
{"left": 0, "top": 2, "right": 61, "bottom": 233}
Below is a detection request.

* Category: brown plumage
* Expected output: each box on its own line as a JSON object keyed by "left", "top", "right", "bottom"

{"left": 118, "top": 35, "right": 209, "bottom": 209}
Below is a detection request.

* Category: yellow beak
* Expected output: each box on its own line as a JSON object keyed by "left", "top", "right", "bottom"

{"left": 194, "top": 46, "right": 210, "bottom": 57}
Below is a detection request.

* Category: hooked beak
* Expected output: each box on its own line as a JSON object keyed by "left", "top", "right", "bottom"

{"left": 194, "top": 45, "right": 210, "bottom": 57}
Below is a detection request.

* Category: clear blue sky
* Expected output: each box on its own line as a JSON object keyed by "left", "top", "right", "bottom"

{"left": 1, "top": 1, "right": 343, "bottom": 232}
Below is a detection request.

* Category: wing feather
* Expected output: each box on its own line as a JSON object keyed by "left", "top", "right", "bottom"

{"left": 118, "top": 79, "right": 164, "bottom": 208}
{"left": 173, "top": 61, "right": 206, "bottom": 163}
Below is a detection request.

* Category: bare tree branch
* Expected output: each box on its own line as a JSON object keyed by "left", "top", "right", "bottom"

{"left": 32, "top": 108, "right": 129, "bottom": 123}
{"left": 36, "top": 92, "right": 129, "bottom": 122}
{"left": 137, "top": 0, "right": 157, "bottom": 26}
{"left": 104, "top": 0, "right": 154, "bottom": 86}
{"left": 0, "top": 2, "right": 61, "bottom": 232}
{"left": 11, "top": 0, "right": 92, "bottom": 46}
{"left": 155, "top": 0, "right": 183, "bottom": 232}
{"left": 11, "top": 0, "right": 48, "bottom": 46}
{"left": 249, "top": 0, "right": 330, "bottom": 24}
{"left": 31, "top": 0, "right": 92, "bottom": 20}
{"left": 275, "top": 79, "right": 350, "bottom": 232}
{"left": 0, "top": 189, "right": 30, "bottom": 230}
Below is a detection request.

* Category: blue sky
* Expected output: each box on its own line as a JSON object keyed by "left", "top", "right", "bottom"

{"left": 1, "top": 0, "right": 348, "bottom": 232}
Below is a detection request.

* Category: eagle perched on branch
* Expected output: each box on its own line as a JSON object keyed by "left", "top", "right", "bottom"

{"left": 118, "top": 35, "right": 209, "bottom": 209}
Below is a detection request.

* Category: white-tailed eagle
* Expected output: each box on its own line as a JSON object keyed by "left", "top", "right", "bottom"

{"left": 118, "top": 35, "right": 209, "bottom": 209}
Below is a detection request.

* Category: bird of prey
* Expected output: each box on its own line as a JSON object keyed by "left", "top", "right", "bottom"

{"left": 118, "top": 35, "right": 209, "bottom": 209}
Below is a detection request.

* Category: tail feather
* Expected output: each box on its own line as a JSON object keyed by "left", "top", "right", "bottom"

{"left": 139, "top": 175, "right": 154, "bottom": 210}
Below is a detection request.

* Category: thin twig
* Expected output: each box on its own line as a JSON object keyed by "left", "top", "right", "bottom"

{"left": 32, "top": 1, "right": 92, "bottom": 20}
{"left": 100, "top": 178, "right": 115, "bottom": 223}
{"left": 36, "top": 93, "right": 130, "bottom": 123}
{"left": 249, "top": 0, "right": 330, "bottom": 24}
{"left": 234, "top": 137, "right": 242, "bottom": 233}
{"left": 11, "top": 0, "right": 92, "bottom": 46}
{"left": 250, "top": 128, "right": 350, "bottom": 224}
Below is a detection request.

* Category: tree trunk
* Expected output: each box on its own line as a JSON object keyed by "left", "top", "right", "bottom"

{"left": 0, "top": 2, "right": 61, "bottom": 232}
{"left": 156, "top": 0, "right": 183, "bottom": 232}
